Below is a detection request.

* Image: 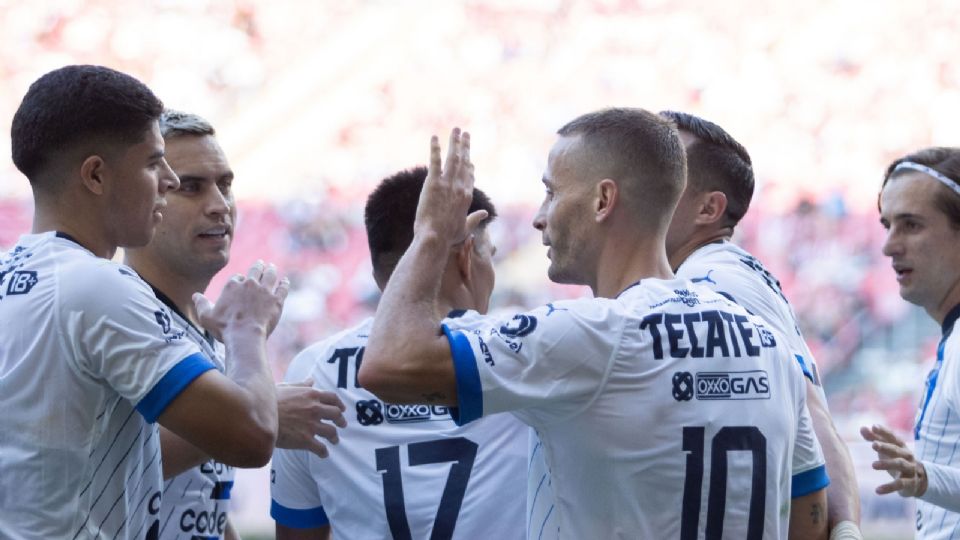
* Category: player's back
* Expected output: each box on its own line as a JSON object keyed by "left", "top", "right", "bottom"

{"left": 271, "top": 316, "right": 528, "bottom": 540}
{"left": 528, "top": 279, "right": 823, "bottom": 539}
{"left": 676, "top": 240, "right": 822, "bottom": 389}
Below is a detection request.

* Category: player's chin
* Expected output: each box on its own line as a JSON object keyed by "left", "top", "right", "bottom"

{"left": 120, "top": 227, "right": 157, "bottom": 249}
{"left": 546, "top": 263, "right": 579, "bottom": 286}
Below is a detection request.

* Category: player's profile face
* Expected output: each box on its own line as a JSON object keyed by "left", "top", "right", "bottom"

{"left": 148, "top": 134, "right": 236, "bottom": 279}
{"left": 880, "top": 172, "right": 960, "bottom": 320}
{"left": 104, "top": 121, "right": 178, "bottom": 248}
{"left": 533, "top": 135, "right": 595, "bottom": 285}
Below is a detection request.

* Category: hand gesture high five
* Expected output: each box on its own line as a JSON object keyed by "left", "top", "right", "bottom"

{"left": 414, "top": 128, "right": 489, "bottom": 248}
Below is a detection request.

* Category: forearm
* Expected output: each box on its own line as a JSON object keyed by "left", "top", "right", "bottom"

{"left": 159, "top": 426, "right": 210, "bottom": 479}
{"left": 808, "top": 387, "right": 861, "bottom": 526}
{"left": 360, "top": 234, "right": 457, "bottom": 404}
{"left": 919, "top": 460, "right": 960, "bottom": 512}
{"left": 222, "top": 327, "right": 279, "bottom": 437}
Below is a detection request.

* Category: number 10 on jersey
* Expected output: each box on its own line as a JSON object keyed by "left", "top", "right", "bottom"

{"left": 681, "top": 426, "right": 767, "bottom": 540}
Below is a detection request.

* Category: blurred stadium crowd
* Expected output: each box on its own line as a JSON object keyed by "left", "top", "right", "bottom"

{"left": 4, "top": 0, "right": 958, "bottom": 534}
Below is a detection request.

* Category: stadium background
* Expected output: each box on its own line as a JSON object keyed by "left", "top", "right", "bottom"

{"left": 2, "top": 0, "right": 957, "bottom": 537}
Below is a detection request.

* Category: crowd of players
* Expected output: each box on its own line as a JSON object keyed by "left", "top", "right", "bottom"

{"left": 1, "top": 64, "right": 960, "bottom": 540}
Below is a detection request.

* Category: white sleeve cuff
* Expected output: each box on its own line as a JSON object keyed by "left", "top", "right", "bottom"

{"left": 919, "top": 460, "right": 960, "bottom": 513}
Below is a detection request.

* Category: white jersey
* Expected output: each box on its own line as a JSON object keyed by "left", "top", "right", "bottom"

{"left": 271, "top": 315, "right": 528, "bottom": 540}
{"left": 527, "top": 429, "right": 558, "bottom": 540}
{"left": 676, "top": 241, "right": 824, "bottom": 401}
{"left": 914, "top": 305, "right": 960, "bottom": 539}
{"left": 154, "top": 289, "right": 235, "bottom": 540}
{"left": 444, "top": 278, "right": 828, "bottom": 539}
{"left": 0, "top": 232, "right": 216, "bottom": 540}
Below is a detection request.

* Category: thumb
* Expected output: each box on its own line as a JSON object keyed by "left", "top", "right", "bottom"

{"left": 193, "top": 293, "right": 214, "bottom": 320}
{"left": 464, "top": 209, "right": 489, "bottom": 237}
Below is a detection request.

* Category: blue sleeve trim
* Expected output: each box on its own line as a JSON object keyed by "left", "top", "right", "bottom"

{"left": 792, "top": 464, "right": 829, "bottom": 498}
{"left": 136, "top": 352, "right": 217, "bottom": 423}
{"left": 271, "top": 500, "right": 329, "bottom": 528}
{"left": 442, "top": 324, "right": 483, "bottom": 426}
{"left": 793, "top": 354, "right": 815, "bottom": 384}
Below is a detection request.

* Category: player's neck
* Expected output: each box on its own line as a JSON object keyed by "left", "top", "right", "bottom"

{"left": 127, "top": 258, "right": 210, "bottom": 327}
{"left": 594, "top": 238, "right": 674, "bottom": 298}
{"left": 931, "top": 279, "right": 960, "bottom": 329}
{"left": 668, "top": 228, "right": 732, "bottom": 271}
{"left": 32, "top": 202, "right": 117, "bottom": 259}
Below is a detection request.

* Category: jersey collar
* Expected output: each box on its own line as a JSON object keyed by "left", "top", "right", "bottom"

{"left": 148, "top": 282, "right": 216, "bottom": 348}
{"left": 616, "top": 280, "right": 642, "bottom": 299}
{"left": 943, "top": 303, "right": 960, "bottom": 337}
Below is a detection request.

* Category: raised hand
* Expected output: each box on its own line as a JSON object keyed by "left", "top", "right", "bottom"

{"left": 195, "top": 260, "right": 290, "bottom": 341}
{"left": 276, "top": 378, "right": 348, "bottom": 458}
{"left": 860, "top": 424, "right": 928, "bottom": 497}
{"left": 414, "top": 128, "right": 488, "bottom": 248}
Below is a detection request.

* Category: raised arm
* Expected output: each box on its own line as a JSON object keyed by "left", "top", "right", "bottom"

{"left": 358, "top": 129, "right": 487, "bottom": 405}
{"left": 158, "top": 261, "right": 287, "bottom": 467}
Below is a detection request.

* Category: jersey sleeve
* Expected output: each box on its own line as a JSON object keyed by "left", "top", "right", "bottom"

{"left": 441, "top": 299, "right": 626, "bottom": 427}
{"left": 938, "top": 338, "right": 960, "bottom": 412}
{"left": 790, "top": 368, "right": 830, "bottom": 498}
{"left": 270, "top": 448, "right": 329, "bottom": 528}
{"left": 60, "top": 264, "right": 215, "bottom": 423}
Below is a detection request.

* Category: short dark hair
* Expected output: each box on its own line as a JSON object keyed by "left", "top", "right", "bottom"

{"left": 364, "top": 166, "right": 497, "bottom": 284}
{"left": 881, "top": 147, "right": 960, "bottom": 229}
{"left": 557, "top": 107, "right": 686, "bottom": 229}
{"left": 660, "top": 111, "right": 754, "bottom": 228}
{"left": 11, "top": 65, "right": 164, "bottom": 185}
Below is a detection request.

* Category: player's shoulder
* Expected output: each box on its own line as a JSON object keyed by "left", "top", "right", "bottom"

{"left": 679, "top": 241, "right": 754, "bottom": 278}
{"left": 626, "top": 277, "right": 736, "bottom": 312}
{"left": 285, "top": 317, "right": 373, "bottom": 383}
{"left": 58, "top": 256, "right": 158, "bottom": 315}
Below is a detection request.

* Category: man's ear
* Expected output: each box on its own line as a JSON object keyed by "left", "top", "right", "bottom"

{"left": 595, "top": 179, "right": 618, "bottom": 223}
{"left": 79, "top": 154, "right": 107, "bottom": 196}
{"left": 456, "top": 235, "right": 476, "bottom": 283}
{"left": 695, "top": 191, "right": 728, "bottom": 225}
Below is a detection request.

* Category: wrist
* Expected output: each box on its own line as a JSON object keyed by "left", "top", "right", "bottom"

{"left": 829, "top": 520, "right": 862, "bottom": 540}
{"left": 917, "top": 460, "right": 929, "bottom": 497}
{"left": 223, "top": 322, "right": 268, "bottom": 341}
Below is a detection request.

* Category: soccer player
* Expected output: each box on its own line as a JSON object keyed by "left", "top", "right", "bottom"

{"left": 659, "top": 111, "right": 862, "bottom": 539}
{"left": 862, "top": 147, "right": 960, "bottom": 539}
{"left": 124, "top": 110, "right": 348, "bottom": 540}
{"left": 0, "top": 65, "right": 285, "bottom": 539}
{"left": 270, "top": 167, "right": 528, "bottom": 539}
{"left": 358, "top": 110, "right": 829, "bottom": 538}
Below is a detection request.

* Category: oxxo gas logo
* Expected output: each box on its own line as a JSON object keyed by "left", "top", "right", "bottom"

{"left": 355, "top": 399, "right": 450, "bottom": 425}
{"left": 673, "top": 370, "right": 770, "bottom": 401}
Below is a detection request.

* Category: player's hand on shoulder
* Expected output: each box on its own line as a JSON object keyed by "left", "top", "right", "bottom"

{"left": 195, "top": 260, "right": 290, "bottom": 340}
{"left": 276, "top": 377, "right": 348, "bottom": 458}
{"left": 860, "top": 424, "right": 928, "bottom": 497}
